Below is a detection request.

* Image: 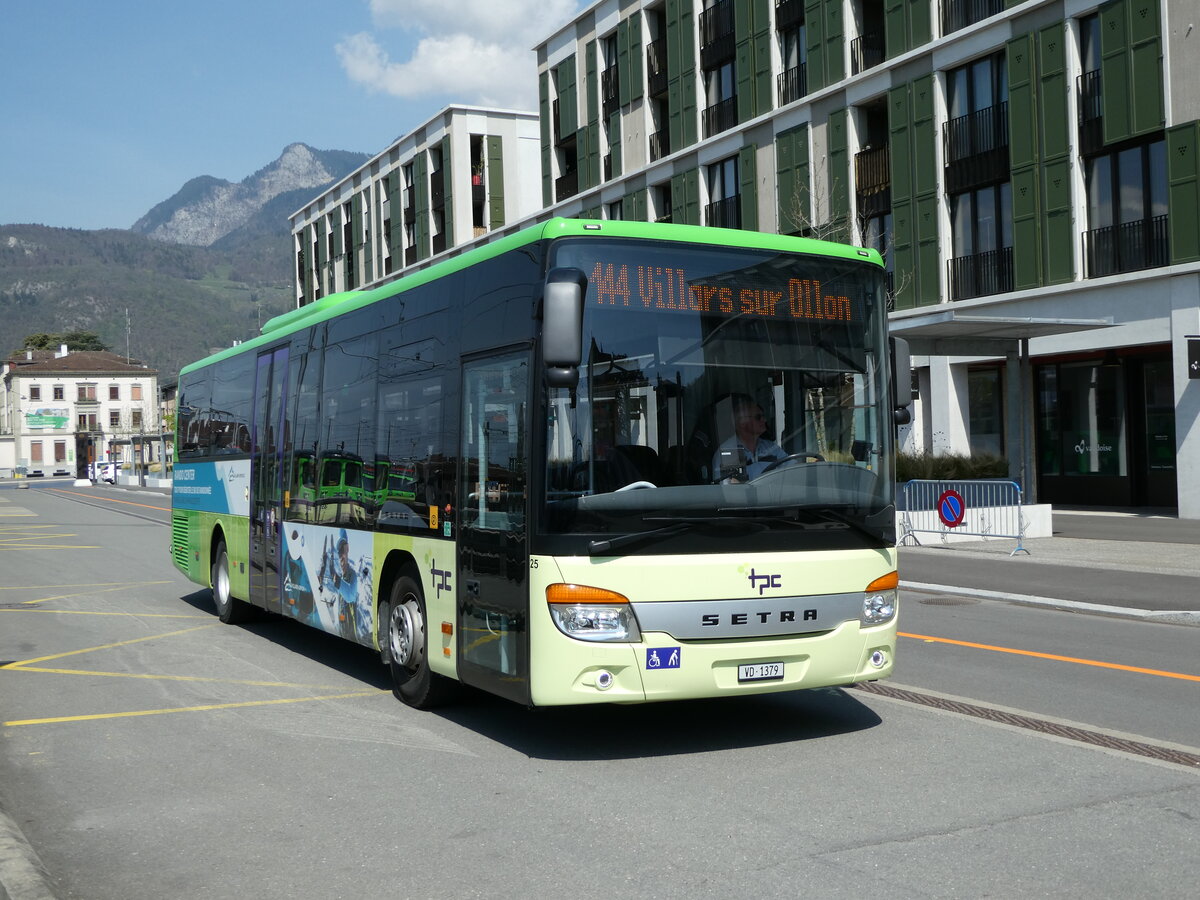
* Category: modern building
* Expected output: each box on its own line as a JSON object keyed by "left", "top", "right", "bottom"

{"left": 289, "top": 105, "right": 543, "bottom": 305}
{"left": 0, "top": 347, "right": 160, "bottom": 478}
{"left": 289, "top": 0, "right": 1200, "bottom": 517}
{"left": 529, "top": 0, "right": 1200, "bottom": 516}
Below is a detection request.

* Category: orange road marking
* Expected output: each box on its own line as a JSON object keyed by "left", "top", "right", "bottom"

{"left": 48, "top": 488, "right": 170, "bottom": 512}
{"left": 899, "top": 631, "right": 1200, "bottom": 683}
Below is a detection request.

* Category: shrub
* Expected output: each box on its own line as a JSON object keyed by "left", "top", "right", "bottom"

{"left": 896, "top": 451, "right": 1008, "bottom": 481}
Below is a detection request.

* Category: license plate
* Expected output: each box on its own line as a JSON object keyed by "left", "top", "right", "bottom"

{"left": 738, "top": 662, "right": 784, "bottom": 682}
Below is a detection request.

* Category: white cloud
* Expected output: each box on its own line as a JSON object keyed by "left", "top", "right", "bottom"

{"left": 338, "top": 0, "right": 581, "bottom": 109}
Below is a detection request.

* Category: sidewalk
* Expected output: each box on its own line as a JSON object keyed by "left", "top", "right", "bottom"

{"left": 900, "top": 508, "right": 1200, "bottom": 625}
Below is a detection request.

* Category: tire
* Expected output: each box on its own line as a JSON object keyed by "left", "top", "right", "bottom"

{"left": 384, "top": 574, "right": 455, "bottom": 709}
{"left": 211, "top": 540, "right": 254, "bottom": 624}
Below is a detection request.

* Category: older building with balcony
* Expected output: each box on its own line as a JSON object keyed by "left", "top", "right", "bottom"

{"left": 0, "top": 347, "right": 159, "bottom": 479}
{"left": 289, "top": 106, "right": 541, "bottom": 305}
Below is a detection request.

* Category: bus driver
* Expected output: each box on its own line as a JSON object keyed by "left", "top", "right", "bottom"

{"left": 713, "top": 394, "right": 784, "bottom": 482}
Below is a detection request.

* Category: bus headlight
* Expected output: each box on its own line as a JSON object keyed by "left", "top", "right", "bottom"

{"left": 861, "top": 572, "right": 898, "bottom": 626}
{"left": 547, "top": 584, "right": 641, "bottom": 642}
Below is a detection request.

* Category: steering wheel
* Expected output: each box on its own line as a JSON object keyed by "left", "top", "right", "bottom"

{"left": 759, "top": 451, "right": 825, "bottom": 474}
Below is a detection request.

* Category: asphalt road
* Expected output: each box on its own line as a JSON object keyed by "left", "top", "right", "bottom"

{"left": 1, "top": 483, "right": 1198, "bottom": 899}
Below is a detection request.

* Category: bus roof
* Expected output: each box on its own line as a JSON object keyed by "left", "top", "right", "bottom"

{"left": 180, "top": 218, "right": 883, "bottom": 376}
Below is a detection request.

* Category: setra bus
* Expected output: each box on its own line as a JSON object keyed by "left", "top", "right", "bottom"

{"left": 170, "top": 218, "right": 912, "bottom": 708}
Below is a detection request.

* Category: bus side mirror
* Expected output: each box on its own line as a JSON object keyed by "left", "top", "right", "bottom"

{"left": 890, "top": 335, "right": 912, "bottom": 426}
{"left": 543, "top": 267, "right": 586, "bottom": 389}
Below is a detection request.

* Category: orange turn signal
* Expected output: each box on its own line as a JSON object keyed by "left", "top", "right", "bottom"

{"left": 866, "top": 572, "right": 899, "bottom": 592}
{"left": 546, "top": 583, "right": 630, "bottom": 605}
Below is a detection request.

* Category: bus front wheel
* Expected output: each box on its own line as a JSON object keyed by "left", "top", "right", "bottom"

{"left": 385, "top": 575, "right": 454, "bottom": 709}
{"left": 211, "top": 541, "right": 254, "bottom": 624}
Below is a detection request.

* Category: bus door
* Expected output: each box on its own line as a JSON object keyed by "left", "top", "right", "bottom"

{"left": 249, "top": 346, "right": 290, "bottom": 612}
{"left": 457, "top": 351, "right": 531, "bottom": 705}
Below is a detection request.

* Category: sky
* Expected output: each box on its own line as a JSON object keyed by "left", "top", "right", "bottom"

{"left": 1, "top": 0, "right": 582, "bottom": 231}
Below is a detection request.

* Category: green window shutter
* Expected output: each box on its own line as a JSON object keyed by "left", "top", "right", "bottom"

{"left": 1129, "top": 0, "right": 1163, "bottom": 137}
{"left": 415, "top": 153, "right": 430, "bottom": 261}
{"left": 1041, "top": 160, "right": 1073, "bottom": 284}
{"left": 671, "top": 171, "right": 687, "bottom": 223}
{"left": 332, "top": 211, "right": 344, "bottom": 259}
{"left": 1010, "top": 168, "right": 1042, "bottom": 291}
{"left": 827, "top": 109, "right": 850, "bottom": 242}
{"left": 1007, "top": 35, "right": 1038, "bottom": 170}
{"left": 681, "top": 69, "right": 698, "bottom": 147}
{"left": 634, "top": 188, "right": 647, "bottom": 222}
{"left": 891, "top": 200, "right": 916, "bottom": 309}
{"left": 487, "top": 136, "right": 505, "bottom": 230}
{"left": 737, "top": 38, "right": 755, "bottom": 124}
{"left": 618, "top": 20, "right": 632, "bottom": 107}
{"left": 739, "top": 144, "right": 758, "bottom": 231}
{"left": 911, "top": 74, "right": 936, "bottom": 197}
{"left": 316, "top": 220, "right": 327, "bottom": 268}
{"left": 672, "top": 168, "right": 700, "bottom": 225}
{"left": 885, "top": 0, "right": 906, "bottom": 59}
{"left": 776, "top": 124, "right": 809, "bottom": 235}
{"left": 351, "top": 193, "right": 364, "bottom": 249}
{"left": 629, "top": 13, "right": 644, "bottom": 102}
{"left": 1100, "top": 0, "right": 1132, "bottom": 145}
{"left": 824, "top": 0, "right": 844, "bottom": 86}
{"left": 888, "top": 85, "right": 912, "bottom": 203}
{"left": 387, "top": 175, "right": 403, "bottom": 259}
{"left": 539, "top": 72, "right": 552, "bottom": 207}
{"left": 441, "top": 136, "right": 453, "bottom": 247}
{"left": 586, "top": 41, "right": 599, "bottom": 125}
{"left": 609, "top": 111, "right": 622, "bottom": 176}
{"left": 557, "top": 56, "right": 578, "bottom": 137}
{"left": 1168, "top": 121, "right": 1200, "bottom": 263}
{"left": 914, "top": 194, "right": 940, "bottom": 306}
{"left": 805, "top": 0, "right": 825, "bottom": 93}
{"left": 1038, "top": 24, "right": 1068, "bottom": 160}
{"left": 666, "top": 0, "right": 697, "bottom": 149}
{"left": 907, "top": 0, "right": 931, "bottom": 48}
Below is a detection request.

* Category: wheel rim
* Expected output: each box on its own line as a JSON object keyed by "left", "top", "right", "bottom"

{"left": 214, "top": 555, "right": 230, "bottom": 610}
{"left": 389, "top": 595, "right": 424, "bottom": 670}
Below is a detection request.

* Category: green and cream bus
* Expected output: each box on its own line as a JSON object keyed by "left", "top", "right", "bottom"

{"left": 170, "top": 218, "right": 911, "bottom": 708}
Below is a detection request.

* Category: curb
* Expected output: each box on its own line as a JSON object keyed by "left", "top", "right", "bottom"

{"left": 901, "top": 580, "right": 1200, "bottom": 627}
{"left": 0, "top": 806, "right": 56, "bottom": 900}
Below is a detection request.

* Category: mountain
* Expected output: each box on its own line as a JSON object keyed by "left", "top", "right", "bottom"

{"left": 132, "top": 143, "right": 369, "bottom": 247}
{"left": 1, "top": 144, "right": 369, "bottom": 380}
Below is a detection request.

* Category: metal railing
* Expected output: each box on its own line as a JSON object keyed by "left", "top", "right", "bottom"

{"left": 851, "top": 31, "right": 885, "bottom": 75}
{"left": 705, "top": 195, "right": 741, "bottom": 229}
{"left": 649, "top": 128, "right": 670, "bottom": 161}
{"left": 647, "top": 38, "right": 668, "bottom": 96}
{"left": 941, "top": 0, "right": 1004, "bottom": 36}
{"left": 1083, "top": 215, "right": 1170, "bottom": 278}
{"left": 899, "top": 479, "right": 1030, "bottom": 555}
{"left": 948, "top": 246, "right": 1014, "bottom": 300}
{"left": 777, "top": 64, "right": 807, "bottom": 106}
{"left": 702, "top": 96, "right": 738, "bottom": 138}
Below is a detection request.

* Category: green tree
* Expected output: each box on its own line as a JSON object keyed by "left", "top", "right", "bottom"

{"left": 18, "top": 331, "right": 109, "bottom": 353}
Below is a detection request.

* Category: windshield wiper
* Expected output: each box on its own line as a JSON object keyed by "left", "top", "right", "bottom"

{"left": 588, "top": 515, "right": 767, "bottom": 556}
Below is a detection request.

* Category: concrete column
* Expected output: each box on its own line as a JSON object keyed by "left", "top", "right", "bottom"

{"left": 928, "top": 357, "right": 970, "bottom": 454}
{"left": 1171, "top": 275, "right": 1200, "bottom": 519}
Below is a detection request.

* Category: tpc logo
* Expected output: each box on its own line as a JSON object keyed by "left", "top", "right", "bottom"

{"left": 748, "top": 568, "right": 782, "bottom": 595}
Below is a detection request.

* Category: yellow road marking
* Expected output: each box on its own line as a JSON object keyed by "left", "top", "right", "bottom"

{"left": 48, "top": 488, "right": 170, "bottom": 512}
{"left": 899, "top": 631, "right": 1200, "bottom": 683}
{"left": 3, "top": 624, "right": 218, "bottom": 667}
{"left": 18, "top": 582, "right": 172, "bottom": 606}
{"left": 0, "top": 545, "right": 101, "bottom": 550}
{"left": 4, "top": 690, "right": 386, "bottom": 727}
{"left": 0, "top": 581, "right": 175, "bottom": 590}
{"left": 0, "top": 609, "right": 207, "bottom": 619}
{"left": 7, "top": 666, "right": 350, "bottom": 690}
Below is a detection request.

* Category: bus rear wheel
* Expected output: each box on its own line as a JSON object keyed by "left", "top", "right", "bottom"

{"left": 211, "top": 541, "right": 254, "bottom": 624}
{"left": 385, "top": 575, "right": 454, "bottom": 709}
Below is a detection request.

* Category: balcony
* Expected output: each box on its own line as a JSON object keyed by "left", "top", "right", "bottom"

{"left": 699, "top": 0, "right": 735, "bottom": 68}
{"left": 940, "top": 0, "right": 1004, "bottom": 36}
{"left": 944, "top": 102, "right": 1009, "bottom": 194}
{"left": 776, "top": 0, "right": 805, "bottom": 32}
{"left": 851, "top": 31, "right": 885, "bottom": 75}
{"left": 649, "top": 128, "right": 671, "bottom": 162}
{"left": 705, "top": 195, "right": 741, "bottom": 229}
{"left": 777, "top": 64, "right": 807, "bottom": 106}
{"left": 647, "top": 38, "right": 668, "bottom": 97}
{"left": 854, "top": 145, "right": 891, "bottom": 218}
{"left": 948, "top": 246, "right": 1013, "bottom": 300}
{"left": 602, "top": 66, "right": 620, "bottom": 116}
{"left": 1084, "top": 216, "right": 1170, "bottom": 278}
{"left": 555, "top": 168, "right": 579, "bottom": 203}
{"left": 702, "top": 96, "right": 738, "bottom": 138}
{"left": 1077, "top": 70, "right": 1103, "bottom": 157}
{"left": 430, "top": 171, "right": 445, "bottom": 207}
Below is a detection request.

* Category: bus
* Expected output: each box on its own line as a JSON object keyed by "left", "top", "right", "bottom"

{"left": 170, "top": 218, "right": 912, "bottom": 709}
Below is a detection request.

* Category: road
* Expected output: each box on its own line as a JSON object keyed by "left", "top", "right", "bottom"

{"left": 1, "top": 482, "right": 1197, "bottom": 899}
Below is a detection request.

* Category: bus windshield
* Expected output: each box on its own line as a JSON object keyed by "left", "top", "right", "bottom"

{"left": 542, "top": 238, "right": 895, "bottom": 550}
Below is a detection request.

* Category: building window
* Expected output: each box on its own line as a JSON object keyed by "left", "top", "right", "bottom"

{"left": 862, "top": 212, "right": 895, "bottom": 300}
{"left": 53, "top": 385, "right": 64, "bottom": 400}
{"left": 944, "top": 53, "right": 1009, "bottom": 194}
{"left": 778, "top": 22, "right": 807, "bottom": 106}
{"left": 78, "top": 384, "right": 97, "bottom": 402}
{"left": 705, "top": 156, "right": 741, "bottom": 228}
{"left": 941, "top": 0, "right": 1004, "bottom": 37}
{"left": 109, "top": 385, "right": 119, "bottom": 400}
{"left": 110, "top": 410, "right": 121, "bottom": 429}
{"left": 54, "top": 441, "right": 67, "bottom": 463}
{"left": 1083, "top": 140, "right": 1168, "bottom": 277}
{"left": 29, "top": 385, "right": 41, "bottom": 401}
{"left": 702, "top": 61, "right": 737, "bottom": 137}
{"left": 949, "top": 183, "right": 1012, "bottom": 300}
{"left": 78, "top": 413, "right": 98, "bottom": 431}
{"left": 1037, "top": 362, "right": 1127, "bottom": 477}
{"left": 968, "top": 368, "right": 1004, "bottom": 456}
{"left": 602, "top": 34, "right": 619, "bottom": 116}
{"left": 30, "top": 441, "right": 43, "bottom": 463}
{"left": 607, "top": 199, "right": 624, "bottom": 221}
{"left": 132, "top": 410, "right": 144, "bottom": 430}
{"left": 654, "top": 182, "right": 673, "bottom": 223}
{"left": 132, "top": 384, "right": 143, "bottom": 401}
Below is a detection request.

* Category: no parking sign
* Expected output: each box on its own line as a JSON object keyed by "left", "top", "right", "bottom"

{"left": 936, "top": 489, "right": 966, "bottom": 528}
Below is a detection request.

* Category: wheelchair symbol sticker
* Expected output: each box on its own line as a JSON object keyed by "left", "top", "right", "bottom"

{"left": 646, "top": 648, "right": 681, "bottom": 670}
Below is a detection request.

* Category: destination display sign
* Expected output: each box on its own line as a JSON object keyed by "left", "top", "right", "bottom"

{"left": 587, "top": 260, "right": 863, "bottom": 323}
